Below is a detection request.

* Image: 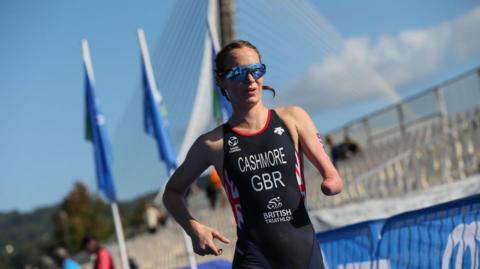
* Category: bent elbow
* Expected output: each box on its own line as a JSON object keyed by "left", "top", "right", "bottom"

{"left": 162, "top": 185, "right": 175, "bottom": 210}
{"left": 162, "top": 183, "right": 186, "bottom": 211}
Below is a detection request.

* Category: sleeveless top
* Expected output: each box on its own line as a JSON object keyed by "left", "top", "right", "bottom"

{"left": 222, "top": 110, "right": 324, "bottom": 269}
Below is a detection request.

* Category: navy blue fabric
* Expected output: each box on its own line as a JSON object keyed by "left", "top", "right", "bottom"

{"left": 223, "top": 110, "right": 324, "bottom": 269}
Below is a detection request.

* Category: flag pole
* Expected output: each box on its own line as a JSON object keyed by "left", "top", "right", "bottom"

{"left": 137, "top": 29, "right": 197, "bottom": 269}
{"left": 82, "top": 39, "right": 130, "bottom": 269}
{"left": 111, "top": 202, "right": 130, "bottom": 269}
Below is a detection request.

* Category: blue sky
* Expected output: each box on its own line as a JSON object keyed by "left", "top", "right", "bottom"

{"left": 1, "top": 0, "right": 479, "bottom": 212}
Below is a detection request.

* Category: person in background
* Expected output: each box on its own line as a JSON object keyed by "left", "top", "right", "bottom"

{"left": 82, "top": 235, "right": 115, "bottom": 269}
{"left": 144, "top": 202, "right": 159, "bottom": 233}
{"left": 342, "top": 136, "right": 362, "bottom": 158}
{"left": 54, "top": 247, "right": 80, "bottom": 269}
{"left": 128, "top": 255, "right": 139, "bottom": 269}
{"left": 206, "top": 168, "right": 228, "bottom": 209}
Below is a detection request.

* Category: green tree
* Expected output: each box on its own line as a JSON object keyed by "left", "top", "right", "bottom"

{"left": 125, "top": 198, "right": 148, "bottom": 237}
{"left": 53, "top": 182, "right": 113, "bottom": 252}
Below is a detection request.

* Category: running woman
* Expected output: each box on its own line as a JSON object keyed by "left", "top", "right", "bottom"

{"left": 163, "top": 40, "right": 343, "bottom": 269}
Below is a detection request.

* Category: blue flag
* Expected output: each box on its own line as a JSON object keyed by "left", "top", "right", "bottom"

{"left": 83, "top": 43, "right": 117, "bottom": 202}
{"left": 140, "top": 32, "right": 177, "bottom": 172}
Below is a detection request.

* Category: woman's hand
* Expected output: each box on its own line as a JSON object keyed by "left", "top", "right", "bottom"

{"left": 188, "top": 220, "right": 230, "bottom": 256}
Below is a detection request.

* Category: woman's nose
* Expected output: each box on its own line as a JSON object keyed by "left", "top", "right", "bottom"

{"left": 246, "top": 72, "right": 255, "bottom": 82}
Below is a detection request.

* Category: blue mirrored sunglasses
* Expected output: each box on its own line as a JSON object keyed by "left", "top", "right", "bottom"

{"left": 222, "top": 63, "right": 266, "bottom": 82}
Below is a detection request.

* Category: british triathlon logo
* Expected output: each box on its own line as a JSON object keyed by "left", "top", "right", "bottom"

{"left": 267, "top": 197, "right": 283, "bottom": 210}
{"left": 228, "top": 136, "right": 241, "bottom": 153}
{"left": 274, "top": 127, "right": 285, "bottom": 135}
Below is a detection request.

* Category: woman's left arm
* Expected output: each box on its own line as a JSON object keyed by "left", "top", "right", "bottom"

{"left": 289, "top": 106, "right": 343, "bottom": 195}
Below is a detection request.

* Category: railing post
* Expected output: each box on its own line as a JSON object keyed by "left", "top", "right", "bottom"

{"left": 363, "top": 118, "right": 372, "bottom": 147}
{"left": 477, "top": 68, "right": 480, "bottom": 93}
{"left": 434, "top": 87, "right": 448, "bottom": 134}
{"left": 343, "top": 126, "right": 350, "bottom": 141}
{"left": 397, "top": 103, "right": 406, "bottom": 140}
{"left": 434, "top": 87, "right": 448, "bottom": 118}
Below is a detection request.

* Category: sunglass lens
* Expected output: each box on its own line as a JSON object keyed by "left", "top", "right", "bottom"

{"left": 225, "top": 64, "right": 266, "bottom": 81}
{"left": 225, "top": 68, "right": 241, "bottom": 80}
{"left": 250, "top": 66, "right": 266, "bottom": 80}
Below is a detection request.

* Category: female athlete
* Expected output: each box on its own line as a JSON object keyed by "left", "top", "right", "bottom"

{"left": 163, "top": 40, "right": 343, "bottom": 269}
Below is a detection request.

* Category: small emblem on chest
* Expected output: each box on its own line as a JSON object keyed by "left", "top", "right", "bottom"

{"left": 228, "top": 136, "right": 241, "bottom": 153}
{"left": 274, "top": 127, "right": 285, "bottom": 135}
{"left": 267, "top": 196, "right": 283, "bottom": 210}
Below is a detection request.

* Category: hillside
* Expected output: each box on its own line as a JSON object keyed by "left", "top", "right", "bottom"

{"left": 0, "top": 190, "right": 157, "bottom": 268}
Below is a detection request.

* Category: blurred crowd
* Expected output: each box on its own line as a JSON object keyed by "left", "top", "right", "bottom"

{"left": 37, "top": 235, "right": 139, "bottom": 269}
{"left": 324, "top": 136, "right": 362, "bottom": 167}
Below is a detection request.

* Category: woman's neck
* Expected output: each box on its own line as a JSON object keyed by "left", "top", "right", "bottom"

{"left": 229, "top": 102, "right": 269, "bottom": 131}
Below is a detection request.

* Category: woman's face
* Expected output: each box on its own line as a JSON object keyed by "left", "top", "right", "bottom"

{"left": 219, "top": 47, "right": 264, "bottom": 107}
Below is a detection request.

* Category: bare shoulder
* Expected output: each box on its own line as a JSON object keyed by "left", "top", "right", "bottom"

{"left": 195, "top": 125, "right": 224, "bottom": 153}
{"left": 274, "top": 106, "right": 309, "bottom": 151}
{"left": 274, "top": 105, "right": 310, "bottom": 125}
{"left": 181, "top": 125, "right": 224, "bottom": 171}
{"left": 201, "top": 125, "right": 224, "bottom": 152}
{"left": 198, "top": 125, "right": 224, "bottom": 170}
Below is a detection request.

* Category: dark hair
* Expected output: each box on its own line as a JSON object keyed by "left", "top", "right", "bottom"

{"left": 215, "top": 40, "right": 275, "bottom": 100}
{"left": 81, "top": 235, "right": 96, "bottom": 248}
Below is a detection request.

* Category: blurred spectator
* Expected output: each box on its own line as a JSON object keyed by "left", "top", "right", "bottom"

{"left": 343, "top": 136, "right": 362, "bottom": 158}
{"left": 82, "top": 235, "right": 115, "bottom": 269}
{"left": 206, "top": 169, "right": 228, "bottom": 209}
{"left": 128, "top": 255, "right": 139, "bottom": 269}
{"left": 157, "top": 207, "right": 170, "bottom": 227}
{"left": 54, "top": 247, "right": 80, "bottom": 269}
{"left": 325, "top": 135, "right": 362, "bottom": 166}
{"left": 325, "top": 135, "right": 345, "bottom": 166}
{"left": 144, "top": 203, "right": 159, "bottom": 233}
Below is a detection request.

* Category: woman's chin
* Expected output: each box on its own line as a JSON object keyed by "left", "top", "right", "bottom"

{"left": 245, "top": 95, "right": 261, "bottom": 105}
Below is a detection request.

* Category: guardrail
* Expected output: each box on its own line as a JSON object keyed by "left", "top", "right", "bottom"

{"left": 326, "top": 67, "right": 480, "bottom": 148}
{"left": 306, "top": 107, "right": 480, "bottom": 209}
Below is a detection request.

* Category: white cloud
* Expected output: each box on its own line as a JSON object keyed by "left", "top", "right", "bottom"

{"left": 278, "top": 6, "right": 480, "bottom": 111}
{"left": 451, "top": 7, "right": 480, "bottom": 58}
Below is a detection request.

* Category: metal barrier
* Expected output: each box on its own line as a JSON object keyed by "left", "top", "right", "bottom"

{"left": 306, "top": 107, "right": 480, "bottom": 209}
{"left": 326, "top": 67, "right": 480, "bottom": 148}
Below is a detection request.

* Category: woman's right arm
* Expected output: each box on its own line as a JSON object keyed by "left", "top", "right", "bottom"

{"left": 162, "top": 134, "right": 230, "bottom": 256}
